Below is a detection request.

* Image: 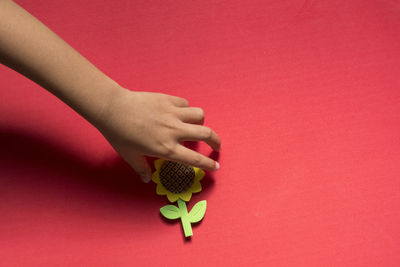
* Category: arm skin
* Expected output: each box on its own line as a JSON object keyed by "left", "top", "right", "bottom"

{"left": 0, "top": 0, "right": 221, "bottom": 182}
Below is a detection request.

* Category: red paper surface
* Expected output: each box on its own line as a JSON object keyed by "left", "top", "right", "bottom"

{"left": 1, "top": 0, "right": 400, "bottom": 266}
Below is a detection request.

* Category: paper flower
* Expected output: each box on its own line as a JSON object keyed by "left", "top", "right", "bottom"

{"left": 152, "top": 159, "right": 205, "bottom": 202}
{"left": 152, "top": 159, "right": 207, "bottom": 238}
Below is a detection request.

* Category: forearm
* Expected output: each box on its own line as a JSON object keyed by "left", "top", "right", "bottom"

{"left": 0, "top": 0, "right": 120, "bottom": 126}
{"left": 0, "top": 0, "right": 221, "bottom": 176}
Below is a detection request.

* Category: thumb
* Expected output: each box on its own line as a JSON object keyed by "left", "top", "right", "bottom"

{"left": 126, "top": 153, "right": 152, "bottom": 183}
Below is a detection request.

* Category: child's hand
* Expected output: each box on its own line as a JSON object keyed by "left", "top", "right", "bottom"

{"left": 0, "top": 1, "right": 220, "bottom": 183}
{"left": 97, "top": 87, "right": 221, "bottom": 182}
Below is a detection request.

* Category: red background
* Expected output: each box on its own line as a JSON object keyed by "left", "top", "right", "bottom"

{"left": 1, "top": 0, "right": 400, "bottom": 266}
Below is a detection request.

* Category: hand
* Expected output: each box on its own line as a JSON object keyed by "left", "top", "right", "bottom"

{"left": 96, "top": 87, "right": 221, "bottom": 182}
{"left": 0, "top": 2, "right": 221, "bottom": 183}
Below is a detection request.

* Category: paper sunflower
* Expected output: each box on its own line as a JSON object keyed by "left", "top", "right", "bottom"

{"left": 152, "top": 159, "right": 205, "bottom": 202}
{"left": 152, "top": 159, "right": 207, "bottom": 238}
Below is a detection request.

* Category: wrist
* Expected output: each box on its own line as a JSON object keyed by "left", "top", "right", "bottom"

{"left": 86, "top": 79, "right": 126, "bottom": 129}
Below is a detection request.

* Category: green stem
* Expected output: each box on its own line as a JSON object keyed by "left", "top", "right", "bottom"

{"left": 177, "top": 198, "right": 192, "bottom": 237}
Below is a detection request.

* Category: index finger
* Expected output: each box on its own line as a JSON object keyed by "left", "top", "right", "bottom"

{"left": 178, "top": 124, "right": 221, "bottom": 151}
{"left": 168, "top": 144, "right": 219, "bottom": 171}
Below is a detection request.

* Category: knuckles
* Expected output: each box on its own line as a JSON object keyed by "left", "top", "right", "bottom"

{"left": 181, "top": 98, "right": 190, "bottom": 107}
{"left": 196, "top": 108, "right": 205, "bottom": 120}
{"left": 191, "top": 154, "right": 204, "bottom": 167}
{"left": 200, "top": 127, "right": 212, "bottom": 140}
{"left": 158, "top": 140, "right": 177, "bottom": 157}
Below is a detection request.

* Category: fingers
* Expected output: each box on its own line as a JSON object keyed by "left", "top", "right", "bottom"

{"left": 178, "top": 124, "right": 221, "bottom": 151}
{"left": 176, "top": 107, "right": 205, "bottom": 124}
{"left": 169, "top": 95, "right": 189, "bottom": 107}
{"left": 170, "top": 145, "right": 220, "bottom": 171}
{"left": 175, "top": 107, "right": 221, "bottom": 150}
{"left": 126, "top": 153, "right": 152, "bottom": 183}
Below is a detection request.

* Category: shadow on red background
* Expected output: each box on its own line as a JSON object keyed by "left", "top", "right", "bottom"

{"left": 0, "top": 127, "right": 216, "bottom": 227}
{"left": 0, "top": 127, "right": 155, "bottom": 203}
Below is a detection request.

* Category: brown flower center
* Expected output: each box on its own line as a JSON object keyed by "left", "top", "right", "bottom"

{"left": 159, "top": 161, "right": 195, "bottom": 194}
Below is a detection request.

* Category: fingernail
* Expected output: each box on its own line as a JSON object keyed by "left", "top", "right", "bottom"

{"left": 141, "top": 174, "right": 152, "bottom": 183}
{"left": 215, "top": 162, "right": 220, "bottom": 170}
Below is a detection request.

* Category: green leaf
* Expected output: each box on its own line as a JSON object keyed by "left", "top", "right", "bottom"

{"left": 188, "top": 200, "right": 207, "bottom": 223}
{"left": 160, "top": 205, "right": 181, "bottom": 220}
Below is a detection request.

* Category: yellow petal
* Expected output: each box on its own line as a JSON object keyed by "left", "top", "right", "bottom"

{"left": 194, "top": 167, "right": 205, "bottom": 181}
{"left": 166, "top": 193, "right": 179, "bottom": 203}
{"left": 191, "top": 181, "right": 202, "bottom": 193}
{"left": 152, "top": 171, "right": 160, "bottom": 183}
{"left": 154, "top": 159, "right": 165, "bottom": 171}
{"left": 156, "top": 184, "right": 167, "bottom": 195}
{"left": 180, "top": 191, "right": 193, "bottom": 202}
